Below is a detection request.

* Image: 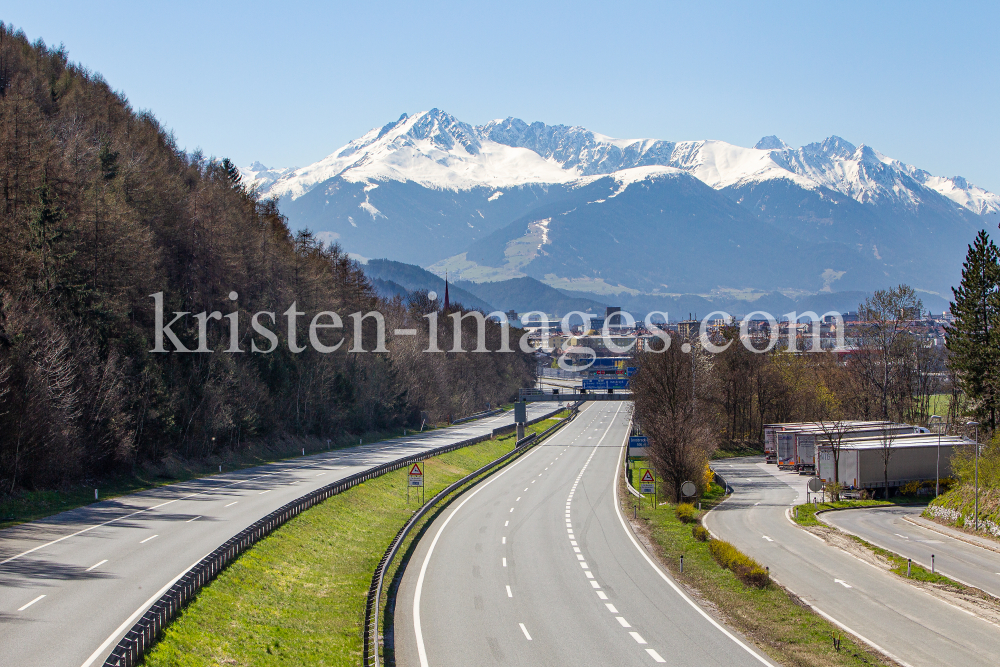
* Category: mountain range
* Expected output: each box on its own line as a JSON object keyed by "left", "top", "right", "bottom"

{"left": 243, "top": 109, "right": 998, "bottom": 307}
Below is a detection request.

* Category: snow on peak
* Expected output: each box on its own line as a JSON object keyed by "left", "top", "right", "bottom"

{"left": 247, "top": 111, "right": 999, "bottom": 216}
{"left": 753, "top": 135, "right": 789, "bottom": 150}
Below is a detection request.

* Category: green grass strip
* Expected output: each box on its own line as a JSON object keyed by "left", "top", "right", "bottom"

{"left": 142, "top": 415, "right": 565, "bottom": 666}
{"left": 625, "top": 484, "right": 892, "bottom": 666}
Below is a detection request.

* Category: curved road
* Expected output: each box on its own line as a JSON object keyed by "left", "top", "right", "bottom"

{"left": 0, "top": 404, "right": 556, "bottom": 667}
{"left": 395, "top": 402, "right": 776, "bottom": 667}
{"left": 706, "top": 457, "right": 1000, "bottom": 667}
{"left": 823, "top": 506, "right": 1000, "bottom": 598}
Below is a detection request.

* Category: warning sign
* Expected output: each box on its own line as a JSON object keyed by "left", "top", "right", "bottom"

{"left": 408, "top": 462, "right": 424, "bottom": 487}
{"left": 639, "top": 469, "right": 655, "bottom": 495}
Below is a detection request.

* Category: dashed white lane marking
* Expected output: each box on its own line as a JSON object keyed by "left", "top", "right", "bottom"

{"left": 224, "top": 501, "right": 238, "bottom": 507}
{"left": 835, "top": 579, "right": 852, "bottom": 588}
{"left": 762, "top": 536, "right": 773, "bottom": 542}
{"left": 186, "top": 516, "right": 201, "bottom": 523}
{"left": 18, "top": 595, "right": 45, "bottom": 611}
{"left": 629, "top": 631, "right": 647, "bottom": 644}
{"left": 502, "top": 537, "right": 506, "bottom": 544}
{"left": 516, "top": 497, "right": 521, "bottom": 501}
{"left": 597, "top": 591, "right": 608, "bottom": 599}
{"left": 510, "top": 508, "right": 514, "bottom": 513}
{"left": 505, "top": 521, "right": 509, "bottom": 526}
{"left": 139, "top": 534, "right": 159, "bottom": 544}
{"left": 503, "top": 558, "right": 507, "bottom": 567}
{"left": 85, "top": 559, "right": 107, "bottom": 572}
{"left": 259, "top": 490, "right": 271, "bottom": 495}
{"left": 519, "top": 623, "right": 532, "bottom": 640}
{"left": 616, "top": 616, "right": 631, "bottom": 627}
{"left": 590, "top": 580, "right": 601, "bottom": 588}
{"left": 647, "top": 648, "right": 667, "bottom": 662}
{"left": 606, "top": 603, "right": 619, "bottom": 613}
{"left": 506, "top": 585, "right": 513, "bottom": 598}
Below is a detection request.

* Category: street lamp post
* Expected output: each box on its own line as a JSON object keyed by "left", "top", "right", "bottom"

{"left": 968, "top": 421, "right": 980, "bottom": 531}
{"left": 929, "top": 415, "right": 943, "bottom": 497}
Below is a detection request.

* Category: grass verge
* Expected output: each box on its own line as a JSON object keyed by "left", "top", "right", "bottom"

{"left": 623, "top": 476, "right": 893, "bottom": 666}
{"left": 847, "top": 536, "right": 964, "bottom": 589}
{"left": 141, "top": 414, "right": 568, "bottom": 667}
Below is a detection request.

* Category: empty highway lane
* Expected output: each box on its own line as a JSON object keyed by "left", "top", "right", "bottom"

{"left": 0, "top": 404, "right": 556, "bottom": 667}
{"left": 395, "top": 402, "right": 775, "bottom": 667}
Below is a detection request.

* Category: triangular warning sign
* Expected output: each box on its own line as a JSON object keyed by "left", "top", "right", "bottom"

{"left": 409, "top": 463, "right": 423, "bottom": 476}
{"left": 641, "top": 470, "right": 654, "bottom": 483}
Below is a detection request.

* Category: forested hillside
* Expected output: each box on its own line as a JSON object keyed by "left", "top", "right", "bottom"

{"left": 0, "top": 25, "right": 533, "bottom": 493}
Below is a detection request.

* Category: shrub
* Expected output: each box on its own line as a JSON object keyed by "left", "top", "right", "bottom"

{"left": 692, "top": 524, "right": 709, "bottom": 542}
{"left": 900, "top": 480, "right": 923, "bottom": 496}
{"left": 708, "top": 538, "right": 770, "bottom": 589}
{"left": 676, "top": 503, "right": 699, "bottom": 523}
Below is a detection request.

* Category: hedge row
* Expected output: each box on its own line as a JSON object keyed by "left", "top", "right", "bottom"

{"left": 708, "top": 538, "right": 770, "bottom": 588}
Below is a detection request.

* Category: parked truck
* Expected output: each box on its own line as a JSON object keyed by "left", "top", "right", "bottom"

{"left": 816, "top": 433, "right": 969, "bottom": 493}
{"left": 792, "top": 423, "right": 922, "bottom": 474}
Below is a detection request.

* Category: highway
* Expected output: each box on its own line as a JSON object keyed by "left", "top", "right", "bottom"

{"left": 706, "top": 457, "right": 1000, "bottom": 667}
{"left": 394, "top": 402, "right": 776, "bottom": 667}
{"left": 823, "top": 505, "right": 1000, "bottom": 599}
{"left": 0, "top": 403, "right": 556, "bottom": 667}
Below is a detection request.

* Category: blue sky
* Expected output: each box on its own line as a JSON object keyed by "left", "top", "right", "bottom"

{"left": 9, "top": 1, "right": 1000, "bottom": 192}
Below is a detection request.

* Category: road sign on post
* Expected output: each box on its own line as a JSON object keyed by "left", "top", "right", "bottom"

{"left": 628, "top": 435, "right": 648, "bottom": 458}
{"left": 639, "top": 469, "right": 656, "bottom": 506}
{"left": 681, "top": 480, "right": 697, "bottom": 498}
{"left": 408, "top": 462, "right": 424, "bottom": 504}
{"left": 514, "top": 401, "right": 527, "bottom": 423}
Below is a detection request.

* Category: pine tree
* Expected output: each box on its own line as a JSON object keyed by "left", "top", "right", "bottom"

{"left": 945, "top": 230, "right": 1000, "bottom": 430}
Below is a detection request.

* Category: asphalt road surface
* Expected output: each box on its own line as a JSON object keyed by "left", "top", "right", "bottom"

{"left": 823, "top": 505, "right": 1000, "bottom": 598}
{"left": 0, "top": 403, "right": 557, "bottom": 667}
{"left": 395, "top": 402, "right": 776, "bottom": 667}
{"left": 706, "top": 457, "right": 1000, "bottom": 667}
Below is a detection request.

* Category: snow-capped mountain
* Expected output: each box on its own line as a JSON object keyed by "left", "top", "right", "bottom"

{"left": 248, "top": 109, "right": 999, "bottom": 215}
{"left": 243, "top": 109, "right": 998, "bottom": 296}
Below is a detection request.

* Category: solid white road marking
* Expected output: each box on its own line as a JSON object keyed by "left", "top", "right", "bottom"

{"left": 18, "top": 595, "right": 45, "bottom": 611}
{"left": 647, "top": 648, "right": 667, "bottom": 662}
{"left": 629, "top": 631, "right": 647, "bottom": 644}
{"left": 616, "top": 616, "right": 631, "bottom": 627}
{"left": 835, "top": 579, "right": 853, "bottom": 588}
{"left": 140, "top": 534, "right": 159, "bottom": 544}
{"left": 519, "top": 623, "right": 532, "bottom": 640}
{"left": 506, "top": 585, "right": 513, "bottom": 598}
{"left": 612, "top": 417, "right": 774, "bottom": 666}
{"left": 85, "top": 559, "right": 107, "bottom": 572}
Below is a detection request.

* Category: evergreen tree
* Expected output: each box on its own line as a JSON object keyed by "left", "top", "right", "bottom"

{"left": 945, "top": 230, "right": 1000, "bottom": 430}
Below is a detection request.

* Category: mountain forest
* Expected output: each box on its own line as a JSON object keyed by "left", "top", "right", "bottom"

{"left": 0, "top": 25, "right": 533, "bottom": 493}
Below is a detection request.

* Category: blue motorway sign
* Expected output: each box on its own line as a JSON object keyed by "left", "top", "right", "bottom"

{"left": 582, "top": 378, "right": 629, "bottom": 390}
{"left": 627, "top": 367, "right": 637, "bottom": 376}
{"left": 629, "top": 436, "right": 648, "bottom": 448}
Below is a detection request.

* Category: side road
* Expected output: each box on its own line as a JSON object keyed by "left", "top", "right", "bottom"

{"left": 705, "top": 457, "right": 1000, "bottom": 667}
{"left": 0, "top": 403, "right": 558, "bottom": 667}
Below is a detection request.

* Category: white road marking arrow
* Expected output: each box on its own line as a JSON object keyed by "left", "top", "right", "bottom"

{"left": 834, "top": 579, "right": 852, "bottom": 588}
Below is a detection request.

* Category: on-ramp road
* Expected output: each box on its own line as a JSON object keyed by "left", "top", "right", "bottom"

{"left": 823, "top": 505, "right": 1000, "bottom": 599}
{"left": 706, "top": 457, "right": 1000, "bottom": 667}
{"left": 0, "top": 404, "right": 556, "bottom": 667}
{"left": 394, "top": 402, "right": 776, "bottom": 667}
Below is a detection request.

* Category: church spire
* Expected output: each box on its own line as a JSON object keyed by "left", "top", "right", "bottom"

{"left": 443, "top": 271, "right": 450, "bottom": 311}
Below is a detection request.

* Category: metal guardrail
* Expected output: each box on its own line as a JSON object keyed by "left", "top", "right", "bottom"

{"left": 101, "top": 406, "right": 564, "bottom": 667}
{"left": 451, "top": 408, "right": 503, "bottom": 425}
{"left": 362, "top": 401, "right": 582, "bottom": 667}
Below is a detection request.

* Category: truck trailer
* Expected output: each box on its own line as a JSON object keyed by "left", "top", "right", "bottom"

{"left": 816, "top": 433, "right": 969, "bottom": 493}
{"left": 791, "top": 423, "right": 922, "bottom": 474}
